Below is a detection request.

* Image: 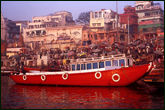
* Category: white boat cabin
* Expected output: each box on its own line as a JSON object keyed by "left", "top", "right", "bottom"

{"left": 70, "top": 54, "right": 133, "bottom": 71}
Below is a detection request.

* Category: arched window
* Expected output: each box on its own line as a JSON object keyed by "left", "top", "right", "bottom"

{"left": 43, "top": 30, "right": 46, "bottom": 35}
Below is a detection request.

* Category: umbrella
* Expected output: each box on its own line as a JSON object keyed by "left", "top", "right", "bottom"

{"left": 137, "top": 43, "right": 145, "bottom": 48}
{"left": 112, "top": 42, "right": 120, "bottom": 47}
{"left": 60, "top": 53, "right": 67, "bottom": 56}
{"left": 132, "top": 41, "right": 140, "bottom": 46}
{"left": 67, "top": 51, "right": 75, "bottom": 56}
{"left": 154, "top": 50, "right": 163, "bottom": 55}
{"left": 118, "top": 45, "right": 126, "bottom": 49}
{"left": 98, "top": 44, "right": 107, "bottom": 49}
{"left": 64, "top": 46, "right": 70, "bottom": 50}
{"left": 89, "top": 44, "right": 97, "bottom": 48}
{"left": 108, "top": 51, "right": 117, "bottom": 55}
{"left": 9, "top": 55, "right": 20, "bottom": 61}
{"left": 92, "top": 49, "right": 101, "bottom": 53}
{"left": 159, "top": 43, "right": 164, "bottom": 47}
{"left": 102, "top": 42, "right": 110, "bottom": 46}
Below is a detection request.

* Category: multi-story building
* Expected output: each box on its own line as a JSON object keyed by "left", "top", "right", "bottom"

{"left": 13, "top": 21, "right": 29, "bottom": 33}
{"left": 119, "top": 5, "right": 138, "bottom": 34}
{"left": 23, "top": 11, "right": 75, "bottom": 48}
{"left": 23, "top": 11, "right": 74, "bottom": 40}
{"left": 24, "top": 25, "right": 89, "bottom": 51}
{"left": 1, "top": 12, "right": 8, "bottom": 55}
{"left": 4, "top": 18, "right": 20, "bottom": 39}
{"left": 135, "top": 1, "right": 164, "bottom": 33}
{"left": 90, "top": 9, "right": 118, "bottom": 31}
{"left": 83, "top": 9, "right": 132, "bottom": 45}
{"left": 1, "top": 12, "right": 7, "bottom": 41}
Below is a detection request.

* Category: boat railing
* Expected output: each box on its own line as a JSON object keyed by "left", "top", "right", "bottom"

{"left": 73, "top": 54, "right": 127, "bottom": 63}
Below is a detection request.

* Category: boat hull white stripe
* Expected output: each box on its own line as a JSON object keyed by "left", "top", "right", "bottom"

{"left": 25, "top": 68, "right": 106, "bottom": 75}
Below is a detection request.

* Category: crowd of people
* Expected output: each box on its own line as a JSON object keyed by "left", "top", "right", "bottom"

{"left": 15, "top": 36, "right": 164, "bottom": 71}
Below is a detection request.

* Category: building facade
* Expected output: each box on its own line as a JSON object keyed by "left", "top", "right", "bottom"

{"left": 119, "top": 5, "right": 138, "bottom": 34}
{"left": 90, "top": 9, "right": 118, "bottom": 31}
{"left": 4, "top": 18, "right": 20, "bottom": 39}
{"left": 13, "top": 21, "right": 29, "bottom": 33}
{"left": 135, "top": 1, "right": 164, "bottom": 33}
{"left": 23, "top": 11, "right": 75, "bottom": 41}
{"left": 1, "top": 12, "right": 7, "bottom": 41}
{"left": 24, "top": 24, "right": 89, "bottom": 51}
{"left": 1, "top": 12, "right": 8, "bottom": 55}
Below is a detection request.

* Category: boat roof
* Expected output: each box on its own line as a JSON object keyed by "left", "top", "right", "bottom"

{"left": 70, "top": 54, "right": 132, "bottom": 64}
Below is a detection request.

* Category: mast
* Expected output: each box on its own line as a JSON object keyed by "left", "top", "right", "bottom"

{"left": 128, "top": 15, "right": 130, "bottom": 44}
{"left": 116, "top": 1, "right": 118, "bottom": 42}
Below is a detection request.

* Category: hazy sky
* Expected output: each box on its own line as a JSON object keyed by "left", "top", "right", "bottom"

{"left": 1, "top": 1, "right": 164, "bottom": 21}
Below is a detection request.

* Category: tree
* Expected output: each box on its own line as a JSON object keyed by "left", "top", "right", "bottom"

{"left": 75, "top": 11, "right": 90, "bottom": 25}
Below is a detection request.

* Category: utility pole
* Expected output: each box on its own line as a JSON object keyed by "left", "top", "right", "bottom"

{"left": 116, "top": 1, "right": 118, "bottom": 42}
{"left": 154, "top": 17, "right": 156, "bottom": 39}
{"left": 128, "top": 15, "right": 130, "bottom": 44}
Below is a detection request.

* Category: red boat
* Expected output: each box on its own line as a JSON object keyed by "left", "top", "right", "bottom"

{"left": 10, "top": 54, "right": 155, "bottom": 86}
{"left": 143, "top": 68, "right": 164, "bottom": 82}
{"left": 23, "top": 66, "right": 61, "bottom": 72}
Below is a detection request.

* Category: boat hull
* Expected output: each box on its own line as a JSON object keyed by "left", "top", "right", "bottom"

{"left": 10, "top": 63, "right": 154, "bottom": 86}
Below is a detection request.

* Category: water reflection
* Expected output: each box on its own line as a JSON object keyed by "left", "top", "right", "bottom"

{"left": 1, "top": 84, "right": 164, "bottom": 109}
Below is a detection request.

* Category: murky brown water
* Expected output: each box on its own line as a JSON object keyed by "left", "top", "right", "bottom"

{"left": 1, "top": 76, "right": 164, "bottom": 109}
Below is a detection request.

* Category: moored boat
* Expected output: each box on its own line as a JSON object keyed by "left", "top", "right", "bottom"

{"left": 23, "top": 66, "right": 61, "bottom": 72}
{"left": 143, "top": 68, "right": 164, "bottom": 82}
{"left": 10, "top": 54, "right": 155, "bottom": 86}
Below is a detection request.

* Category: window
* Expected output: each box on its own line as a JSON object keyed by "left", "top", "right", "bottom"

{"left": 93, "top": 63, "right": 98, "bottom": 69}
{"left": 99, "top": 62, "right": 104, "bottom": 68}
{"left": 101, "top": 35, "right": 104, "bottom": 39}
{"left": 95, "top": 12, "right": 98, "bottom": 18}
{"left": 93, "top": 12, "right": 95, "bottom": 18}
{"left": 81, "top": 64, "right": 85, "bottom": 70}
{"left": 112, "top": 60, "right": 118, "bottom": 66}
{"left": 77, "top": 64, "right": 80, "bottom": 70}
{"left": 92, "top": 23, "right": 96, "bottom": 27}
{"left": 92, "top": 13, "right": 94, "bottom": 18}
{"left": 26, "top": 32, "right": 29, "bottom": 35}
{"left": 72, "top": 65, "right": 75, "bottom": 71}
{"left": 83, "top": 41, "right": 87, "bottom": 46}
{"left": 105, "top": 61, "right": 111, "bottom": 66}
{"left": 94, "top": 35, "right": 97, "bottom": 40}
{"left": 99, "top": 12, "right": 102, "bottom": 18}
{"left": 97, "top": 23, "right": 101, "bottom": 26}
{"left": 87, "top": 63, "right": 92, "bottom": 70}
{"left": 119, "top": 59, "right": 125, "bottom": 66}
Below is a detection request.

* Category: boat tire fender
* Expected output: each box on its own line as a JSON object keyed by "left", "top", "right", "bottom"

{"left": 62, "top": 73, "right": 68, "bottom": 80}
{"left": 112, "top": 73, "right": 120, "bottom": 82}
{"left": 23, "top": 75, "right": 27, "bottom": 80}
{"left": 95, "top": 71, "right": 102, "bottom": 79}
{"left": 41, "top": 75, "right": 46, "bottom": 81}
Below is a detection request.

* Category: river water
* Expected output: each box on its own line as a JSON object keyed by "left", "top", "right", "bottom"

{"left": 1, "top": 76, "right": 164, "bottom": 109}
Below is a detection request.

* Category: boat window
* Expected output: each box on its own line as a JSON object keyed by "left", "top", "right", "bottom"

{"left": 87, "top": 63, "right": 92, "bottom": 70}
{"left": 112, "top": 60, "right": 118, "bottom": 66}
{"left": 77, "top": 64, "right": 80, "bottom": 70}
{"left": 105, "top": 61, "right": 111, "bottom": 66}
{"left": 81, "top": 64, "right": 85, "bottom": 70}
{"left": 72, "top": 65, "right": 75, "bottom": 71}
{"left": 119, "top": 59, "right": 125, "bottom": 66}
{"left": 93, "top": 62, "right": 98, "bottom": 69}
{"left": 127, "top": 59, "right": 129, "bottom": 66}
{"left": 99, "top": 62, "right": 104, "bottom": 68}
